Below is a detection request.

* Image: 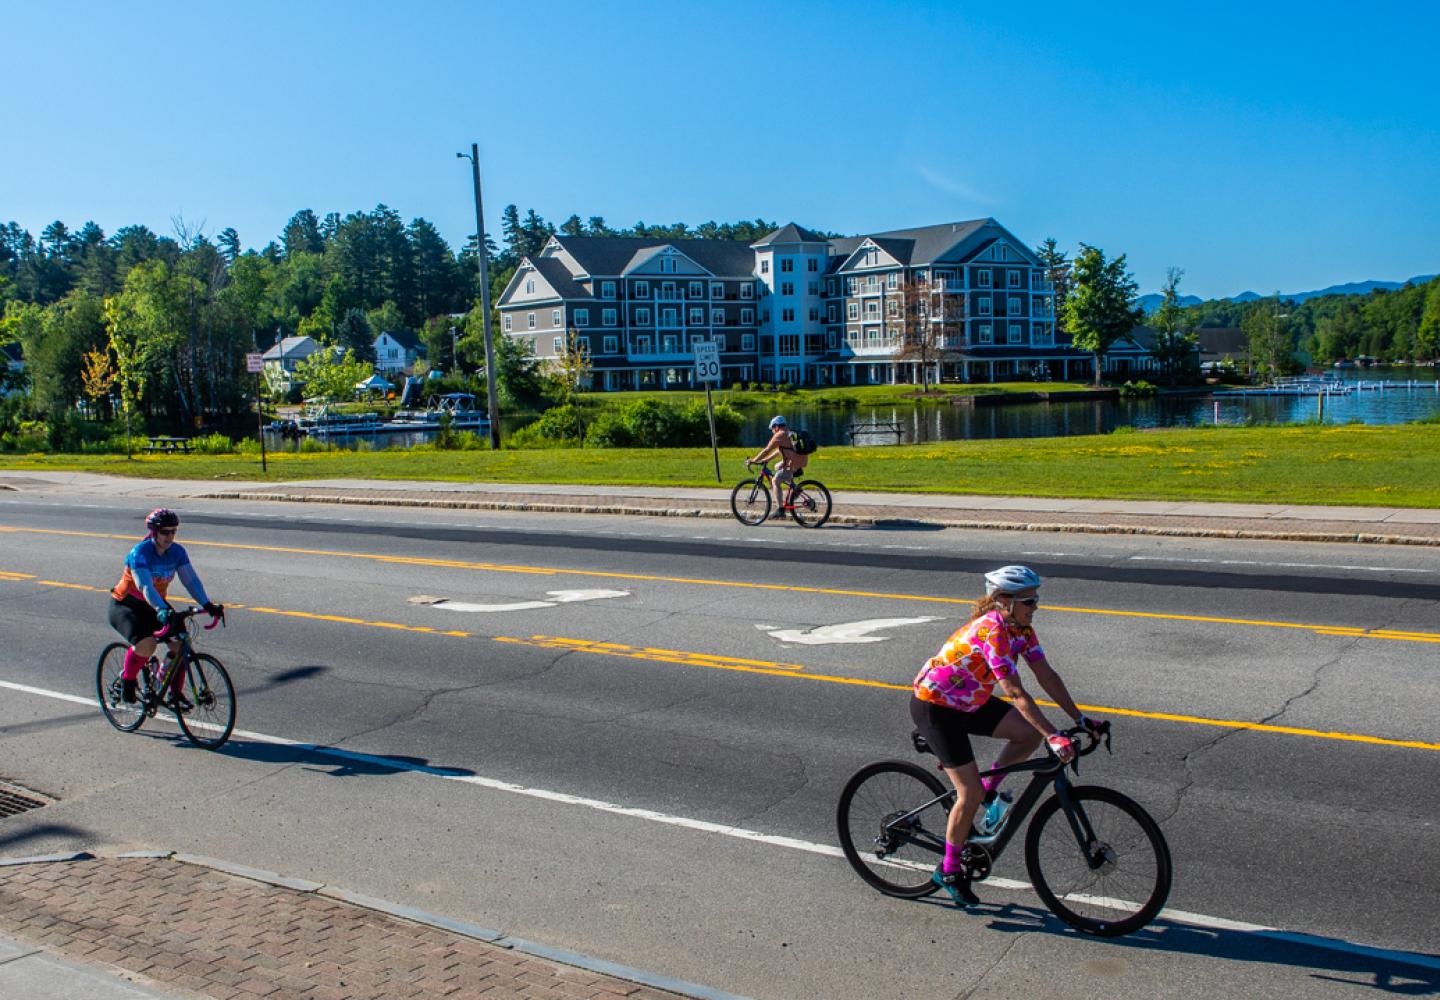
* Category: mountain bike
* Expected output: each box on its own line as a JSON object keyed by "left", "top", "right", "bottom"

{"left": 836, "top": 721, "right": 1171, "bottom": 937}
{"left": 96, "top": 606, "right": 236, "bottom": 750}
{"left": 731, "top": 461, "right": 832, "bottom": 528}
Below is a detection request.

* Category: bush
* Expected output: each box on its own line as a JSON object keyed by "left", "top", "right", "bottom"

{"left": 526, "top": 403, "right": 586, "bottom": 441}
{"left": 235, "top": 438, "right": 262, "bottom": 455}
{"left": 582, "top": 398, "right": 743, "bottom": 448}
{"left": 1118, "top": 380, "right": 1157, "bottom": 398}
{"left": 731, "top": 382, "right": 744, "bottom": 393}
{"left": 190, "top": 432, "right": 235, "bottom": 455}
{"left": 747, "top": 382, "right": 759, "bottom": 391}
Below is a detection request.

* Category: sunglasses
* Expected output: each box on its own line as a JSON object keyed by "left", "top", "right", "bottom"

{"left": 1013, "top": 596, "right": 1039, "bottom": 607}
{"left": 155, "top": 528, "right": 178, "bottom": 537}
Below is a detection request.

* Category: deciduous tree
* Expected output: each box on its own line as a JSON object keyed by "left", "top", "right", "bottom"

{"left": 1063, "top": 244, "right": 1143, "bottom": 385}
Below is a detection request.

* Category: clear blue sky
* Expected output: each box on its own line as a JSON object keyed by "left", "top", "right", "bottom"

{"left": 5, "top": 0, "right": 1436, "bottom": 299}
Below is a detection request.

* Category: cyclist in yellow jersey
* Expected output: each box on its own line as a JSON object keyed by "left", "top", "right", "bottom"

{"left": 911, "top": 565, "right": 1101, "bottom": 906}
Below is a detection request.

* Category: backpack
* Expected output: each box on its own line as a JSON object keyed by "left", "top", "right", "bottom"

{"left": 789, "top": 429, "right": 818, "bottom": 456}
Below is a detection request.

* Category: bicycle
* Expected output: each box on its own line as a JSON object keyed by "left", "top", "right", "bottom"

{"left": 730, "top": 461, "right": 832, "bottom": 528}
{"left": 96, "top": 606, "right": 237, "bottom": 750}
{"left": 836, "top": 722, "right": 1171, "bottom": 937}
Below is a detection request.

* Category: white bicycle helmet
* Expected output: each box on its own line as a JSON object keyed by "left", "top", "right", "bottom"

{"left": 984, "top": 565, "right": 1041, "bottom": 595}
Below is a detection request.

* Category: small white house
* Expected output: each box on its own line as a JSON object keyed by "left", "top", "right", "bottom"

{"left": 261, "top": 335, "right": 321, "bottom": 393}
{"left": 372, "top": 330, "right": 425, "bottom": 373}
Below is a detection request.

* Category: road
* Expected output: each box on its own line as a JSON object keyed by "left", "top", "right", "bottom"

{"left": 1, "top": 492, "right": 1436, "bottom": 998}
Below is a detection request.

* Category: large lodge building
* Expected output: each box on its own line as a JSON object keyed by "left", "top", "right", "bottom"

{"left": 496, "top": 219, "right": 1156, "bottom": 390}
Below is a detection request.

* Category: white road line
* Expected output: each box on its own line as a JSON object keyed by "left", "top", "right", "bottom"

{"left": 1127, "top": 556, "right": 1432, "bottom": 574}
{"left": 4, "top": 676, "right": 1436, "bottom": 972}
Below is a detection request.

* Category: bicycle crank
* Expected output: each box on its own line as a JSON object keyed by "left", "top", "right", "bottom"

{"left": 961, "top": 843, "right": 993, "bottom": 882}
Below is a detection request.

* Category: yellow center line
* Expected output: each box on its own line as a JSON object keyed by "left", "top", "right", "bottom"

{"left": 3, "top": 569, "right": 1436, "bottom": 752}
{"left": 3, "top": 524, "right": 1436, "bottom": 646}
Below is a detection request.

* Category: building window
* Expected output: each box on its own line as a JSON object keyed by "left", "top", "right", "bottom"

{"left": 689, "top": 281, "right": 703, "bottom": 297}
{"left": 551, "top": 309, "right": 561, "bottom": 327}
{"left": 781, "top": 282, "right": 793, "bottom": 296}
{"left": 661, "top": 282, "right": 676, "bottom": 299}
{"left": 742, "top": 334, "right": 755, "bottom": 351}
{"left": 978, "top": 323, "right": 992, "bottom": 344}
{"left": 887, "top": 300, "right": 898, "bottom": 317}
{"left": 865, "top": 301, "right": 880, "bottom": 319}
{"left": 827, "top": 305, "right": 837, "bottom": 322}
{"left": 827, "top": 279, "right": 836, "bottom": 294}
{"left": 762, "top": 309, "right": 770, "bottom": 323}
{"left": 712, "top": 308, "right": 724, "bottom": 324}
{"left": 807, "top": 258, "right": 818, "bottom": 272}
{"left": 886, "top": 272, "right": 898, "bottom": 289}
{"left": 552, "top": 337, "right": 563, "bottom": 354}
{"left": 1009, "top": 323, "right": 1023, "bottom": 344}
{"left": 977, "top": 296, "right": 992, "bottom": 316}
{"left": 527, "top": 312, "right": 536, "bottom": 329}
{"left": 663, "top": 335, "right": 678, "bottom": 352}
{"left": 711, "top": 282, "right": 723, "bottom": 298}
{"left": 780, "top": 334, "right": 799, "bottom": 354}
{"left": 741, "top": 283, "right": 754, "bottom": 299}
{"left": 603, "top": 336, "right": 618, "bottom": 353}
{"left": 503, "top": 314, "right": 512, "bottom": 332}
{"left": 603, "top": 308, "right": 617, "bottom": 326}
{"left": 525, "top": 279, "right": 535, "bottom": 294}
{"left": 1008, "top": 270, "right": 1021, "bottom": 288}
{"left": 636, "top": 335, "right": 652, "bottom": 353}
{"left": 575, "top": 309, "right": 589, "bottom": 327}
{"left": 1008, "top": 296, "right": 1023, "bottom": 316}
{"left": 978, "top": 270, "right": 992, "bottom": 288}
{"left": 601, "top": 281, "right": 616, "bottom": 298}
{"left": 761, "top": 259, "right": 770, "bottom": 274}
{"left": 635, "top": 281, "right": 649, "bottom": 297}
{"left": 808, "top": 307, "right": 818, "bottom": 321}
{"left": 847, "top": 303, "right": 859, "bottom": 320}
{"left": 782, "top": 308, "right": 795, "bottom": 322}
{"left": 780, "top": 257, "right": 793, "bottom": 272}
{"left": 689, "top": 307, "right": 704, "bottom": 324}
{"left": 827, "top": 331, "right": 837, "bottom": 349}
{"left": 741, "top": 307, "right": 754, "bottom": 325}
{"left": 636, "top": 307, "right": 651, "bottom": 324}
{"left": 662, "top": 308, "right": 678, "bottom": 326}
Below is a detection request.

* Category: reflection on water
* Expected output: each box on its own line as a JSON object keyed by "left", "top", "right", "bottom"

{"left": 266, "top": 369, "right": 1440, "bottom": 450}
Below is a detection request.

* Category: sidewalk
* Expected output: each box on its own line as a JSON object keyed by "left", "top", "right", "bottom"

{"left": 4, "top": 471, "right": 1438, "bottom": 545}
{"left": 0, "top": 852, "right": 736, "bottom": 1000}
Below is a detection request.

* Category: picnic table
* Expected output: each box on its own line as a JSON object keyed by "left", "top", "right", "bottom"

{"left": 845, "top": 420, "right": 904, "bottom": 445}
{"left": 144, "top": 436, "right": 192, "bottom": 454}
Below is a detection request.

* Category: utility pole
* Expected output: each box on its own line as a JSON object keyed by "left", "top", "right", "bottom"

{"left": 458, "top": 142, "right": 501, "bottom": 449}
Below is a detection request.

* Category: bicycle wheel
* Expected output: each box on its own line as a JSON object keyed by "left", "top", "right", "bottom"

{"left": 1024, "top": 785, "right": 1172, "bottom": 937}
{"left": 95, "top": 643, "right": 146, "bottom": 733}
{"left": 730, "top": 478, "right": 771, "bottom": 526}
{"left": 174, "top": 653, "right": 236, "bottom": 750}
{"left": 837, "top": 760, "right": 951, "bottom": 897}
{"left": 790, "top": 480, "right": 832, "bottom": 529}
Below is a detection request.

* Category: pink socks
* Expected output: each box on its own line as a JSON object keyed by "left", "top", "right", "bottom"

{"left": 121, "top": 647, "right": 147, "bottom": 681}
{"left": 943, "top": 840, "right": 965, "bottom": 874}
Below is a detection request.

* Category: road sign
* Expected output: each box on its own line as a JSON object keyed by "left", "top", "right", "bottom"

{"left": 693, "top": 342, "right": 721, "bottom": 384}
{"left": 246, "top": 352, "right": 264, "bottom": 373}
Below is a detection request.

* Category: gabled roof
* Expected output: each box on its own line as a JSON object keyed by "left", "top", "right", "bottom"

{"left": 832, "top": 220, "right": 998, "bottom": 272}
{"left": 546, "top": 236, "right": 755, "bottom": 278}
{"left": 1196, "top": 327, "right": 1247, "bottom": 355}
{"left": 532, "top": 256, "right": 592, "bottom": 299}
{"left": 261, "top": 335, "right": 319, "bottom": 360}
{"left": 376, "top": 328, "right": 423, "bottom": 351}
{"left": 752, "top": 222, "right": 828, "bottom": 247}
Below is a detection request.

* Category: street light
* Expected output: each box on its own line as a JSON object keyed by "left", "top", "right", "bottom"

{"left": 456, "top": 143, "right": 501, "bottom": 449}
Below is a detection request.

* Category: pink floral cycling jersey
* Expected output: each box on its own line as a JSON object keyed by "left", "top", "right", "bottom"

{"left": 913, "top": 610, "right": 1044, "bottom": 712}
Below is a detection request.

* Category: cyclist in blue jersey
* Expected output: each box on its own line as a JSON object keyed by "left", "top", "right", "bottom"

{"left": 107, "top": 508, "right": 223, "bottom": 705}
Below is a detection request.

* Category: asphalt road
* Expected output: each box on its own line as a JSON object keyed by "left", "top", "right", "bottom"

{"left": 1, "top": 493, "right": 1436, "bottom": 999}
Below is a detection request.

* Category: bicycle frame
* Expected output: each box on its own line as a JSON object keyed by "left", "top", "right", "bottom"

{"left": 142, "top": 610, "right": 218, "bottom": 710}
{"left": 748, "top": 464, "right": 799, "bottom": 509}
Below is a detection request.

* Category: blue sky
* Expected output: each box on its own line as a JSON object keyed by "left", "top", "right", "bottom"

{"left": 4, "top": 1, "right": 1436, "bottom": 299}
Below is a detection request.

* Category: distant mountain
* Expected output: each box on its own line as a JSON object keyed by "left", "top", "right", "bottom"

{"left": 1139, "top": 274, "right": 1435, "bottom": 313}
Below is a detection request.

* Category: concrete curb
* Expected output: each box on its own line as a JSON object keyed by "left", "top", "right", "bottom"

{"left": 201, "top": 489, "right": 1440, "bottom": 546}
{"left": 0, "top": 850, "right": 752, "bottom": 1000}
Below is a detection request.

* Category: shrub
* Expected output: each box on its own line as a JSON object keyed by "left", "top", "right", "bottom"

{"left": 731, "top": 382, "right": 744, "bottom": 393}
{"left": 760, "top": 383, "right": 773, "bottom": 392}
{"left": 235, "top": 438, "right": 262, "bottom": 455}
{"left": 1118, "top": 380, "right": 1157, "bottom": 398}
{"left": 746, "top": 381, "right": 759, "bottom": 391}
{"left": 582, "top": 398, "right": 743, "bottom": 448}
{"left": 526, "top": 403, "right": 586, "bottom": 441}
{"left": 190, "top": 432, "right": 235, "bottom": 455}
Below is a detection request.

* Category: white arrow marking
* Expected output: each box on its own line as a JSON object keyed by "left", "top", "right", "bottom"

{"left": 759, "top": 617, "right": 941, "bottom": 645}
{"left": 434, "top": 589, "right": 629, "bottom": 613}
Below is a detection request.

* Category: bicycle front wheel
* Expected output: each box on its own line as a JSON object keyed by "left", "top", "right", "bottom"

{"left": 730, "top": 478, "right": 771, "bottom": 526}
{"left": 96, "top": 642, "right": 147, "bottom": 733}
{"left": 837, "top": 760, "right": 950, "bottom": 897}
{"left": 174, "top": 653, "right": 236, "bottom": 750}
{"left": 1024, "top": 785, "right": 1172, "bottom": 937}
{"left": 790, "top": 480, "right": 832, "bottom": 528}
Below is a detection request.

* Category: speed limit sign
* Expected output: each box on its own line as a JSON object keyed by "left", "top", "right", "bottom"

{"left": 693, "top": 341, "right": 721, "bottom": 384}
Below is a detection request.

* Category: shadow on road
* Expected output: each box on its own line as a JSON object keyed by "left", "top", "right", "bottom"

{"left": 977, "top": 902, "right": 1437, "bottom": 995}
{"left": 0, "top": 822, "right": 94, "bottom": 854}
{"left": 209, "top": 738, "right": 476, "bottom": 779}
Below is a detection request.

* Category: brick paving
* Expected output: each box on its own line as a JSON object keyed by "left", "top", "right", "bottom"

{"left": 0, "top": 857, "right": 688, "bottom": 1000}
{"left": 215, "top": 485, "right": 1440, "bottom": 545}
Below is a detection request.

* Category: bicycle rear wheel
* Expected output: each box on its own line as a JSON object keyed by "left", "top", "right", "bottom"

{"left": 790, "top": 480, "right": 832, "bottom": 528}
{"left": 730, "top": 478, "right": 771, "bottom": 526}
{"left": 1024, "top": 785, "right": 1172, "bottom": 937}
{"left": 95, "top": 643, "right": 146, "bottom": 733}
{"left": 174, "top": 653, "right": 236, "bottom": 750}
{"left": 836, "top": 760, "right": 950, "bottom": 897}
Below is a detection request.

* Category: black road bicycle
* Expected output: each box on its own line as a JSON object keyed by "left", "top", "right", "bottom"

{"left": 731, "top": 461, "right": 832, "bottom": 528}
{"left": 96, "top": 606, "right": 236, "bottom": 750}
{"left": 836, "top": 722, "right": 1172, "bottom": 937}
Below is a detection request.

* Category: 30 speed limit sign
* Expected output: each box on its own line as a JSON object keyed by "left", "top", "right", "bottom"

{"left": 693, "top": 341, "right": 721, "bottom": 384}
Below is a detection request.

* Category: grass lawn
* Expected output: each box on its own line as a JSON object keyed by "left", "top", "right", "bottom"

{"left": 4, "top": 423, "right": 1437, "bottom": 508}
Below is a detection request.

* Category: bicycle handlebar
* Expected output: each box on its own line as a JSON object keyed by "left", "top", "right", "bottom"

{"left": 153, "top": 604, "right": 226, "bottom": 640}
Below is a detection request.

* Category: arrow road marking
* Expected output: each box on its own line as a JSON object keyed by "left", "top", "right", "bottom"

{"left": 428, "top": 589, "right": 630, "bottom": 613}
{"left": 758, "top": 617, "right": 942, "bottom": 645}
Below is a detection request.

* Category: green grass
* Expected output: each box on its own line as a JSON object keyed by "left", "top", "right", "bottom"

{"left": 4, "top": 423, "right": 1438, "bottom": 507}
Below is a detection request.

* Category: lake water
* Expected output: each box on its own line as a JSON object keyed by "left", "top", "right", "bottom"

{"left": 264, "top": 367, "right": 1439, "bottom": 450}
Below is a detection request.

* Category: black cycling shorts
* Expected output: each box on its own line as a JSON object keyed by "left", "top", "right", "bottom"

{"left": 108, "top": 595, "right": 161, "bottom": 645}
{"left": 909, "top": 695, "right": 1013, "bottom": 769}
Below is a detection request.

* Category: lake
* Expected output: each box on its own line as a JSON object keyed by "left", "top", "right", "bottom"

{"left": 265, "top": 367, "right": 1440, "bottom": 450}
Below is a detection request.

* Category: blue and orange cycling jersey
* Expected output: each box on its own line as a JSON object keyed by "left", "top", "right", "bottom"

{"left": 111, "top": 538, "right": 211, "bottom": 609}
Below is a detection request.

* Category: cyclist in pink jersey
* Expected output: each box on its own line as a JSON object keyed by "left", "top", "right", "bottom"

{"left": 910, "top": 565, "right": 1100, "bottom": 906}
